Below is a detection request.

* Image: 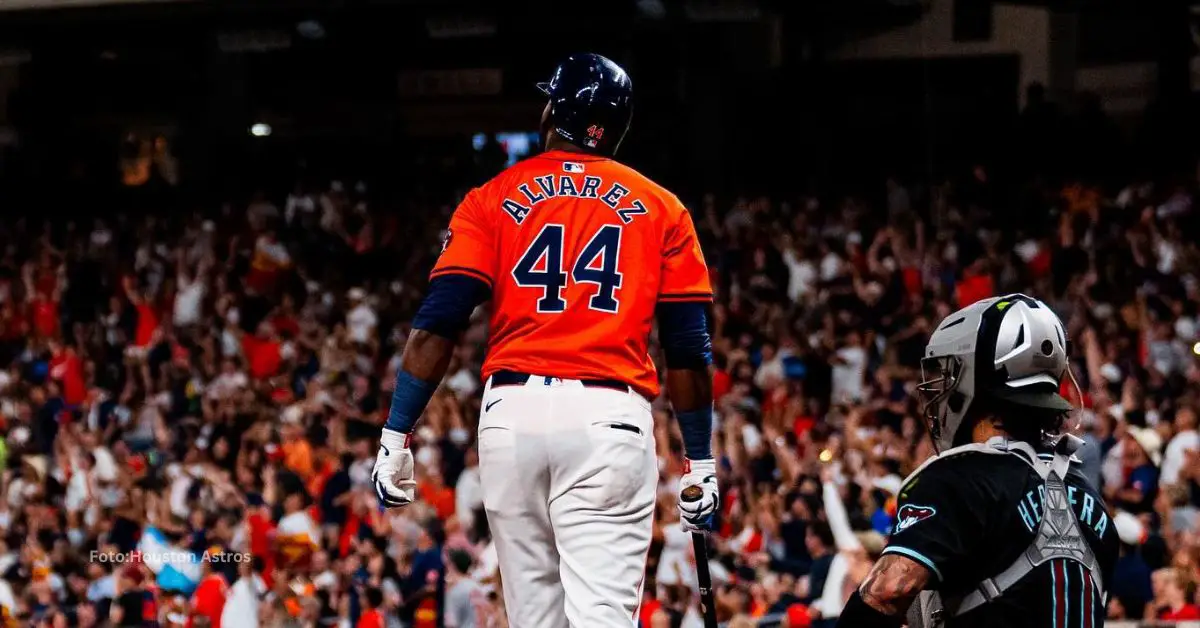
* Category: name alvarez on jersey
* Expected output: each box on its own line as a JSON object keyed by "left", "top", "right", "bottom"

{"left": 500, "top": 165, "right": 649, "bottom": 226}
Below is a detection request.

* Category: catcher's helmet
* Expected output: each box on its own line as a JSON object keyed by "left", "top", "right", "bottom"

{"left": 918, "top": 293, "right": 1075, "bottom": 452}
{"left": 537, "top": 53, "right": 633, "bottom": 156}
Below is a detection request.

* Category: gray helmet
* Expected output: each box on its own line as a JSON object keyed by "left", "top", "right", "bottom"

{"left": 918, "top": 293, "right": 1074, "bottom": 452}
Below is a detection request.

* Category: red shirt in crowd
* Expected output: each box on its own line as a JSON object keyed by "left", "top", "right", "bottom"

{"left": 339, "top": 514, "right": 361, "bottom": 558}
{"left": 414, "top": 574, "right": 439, "bottom": 628}
{"left": 719, "top": 486, "right": 739, "bottom": 538}
{"left": 955, "top": 273, "right": 994, "bottom": 308}
{"left": 246, "top": 509, "right": 275, "bottom": 589}
{"left": 189, "top": 573, "right": 228, "bottom": 628}
{"left": 712, "top": 368, "right": 732, "bottom": 403}
{"left": 639, "top": 598, "right": 662, "bottom": 627}
{"left": 1161, "top": 604, "right": 1200, "bottom": 620}
{"left": 30, "top": 296, "right": 58, "bottom": 338}
{"left": 761, "top": 385, "right": 788, "bottom": 416}
{"left": 134, "top": 303, "right": 159, "bottom": 348}
{"left": 1060, "top": 378, "right": 1090, "bottom": 409}
{"left": 1028, "top": 247, "right": 1052, "bottom": 279}
{"left": 417, "top": 481, "right": 455, "bottom": 521}
{"left": 271, "top": 314, "right": 300, "bottom": 338}
{"left": 242, "top": 335, "right": 282, "bottom": 379}
{"left": 793, "top": 415, "right": 816, "bottom": 439}
{"left": 356, "top": 609, "right": 384, "bottom": 628}
{"left": 49, "top": 347, "right": 86, "bottom": 406}
{"left": 901, "top": 267, "right": 922, "bottom": 295}
{"left": 34, "top": 266, "right": 57, "bottom": 297}
{"left": 338, "top": 508, "right": 382, "bottom": 559}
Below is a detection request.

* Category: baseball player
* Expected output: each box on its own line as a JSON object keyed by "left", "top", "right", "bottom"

{"left": 837, "top": 294, "right": 1119, "bottom": 628}
{"left": 372, "top": 53, "right": 719, "bottom": 627}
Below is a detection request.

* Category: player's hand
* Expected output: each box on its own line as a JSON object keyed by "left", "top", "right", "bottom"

{"left": 678, "top": 458, "right": 719, "bottom": 532}
{"left": 372, "top": 429, "right": 417, "bottom": 509}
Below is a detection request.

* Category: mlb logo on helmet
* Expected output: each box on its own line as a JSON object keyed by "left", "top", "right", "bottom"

{"left": 441, "top": 228, "right": 453, "bottom": 254}
{"left": 585, "top": 124, "right": 605, "bottom": 148}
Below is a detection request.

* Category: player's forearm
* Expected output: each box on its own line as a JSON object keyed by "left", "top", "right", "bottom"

{"left": 857, "top": 554, "right": 929, "bottom": 615}
{"left": 666, "top": 367, "right": 715, "bottom": 459}
{"left": 667, "top": 372, "right": 710, "bottom": 458}
{"left": 403, "top": 274, "right": 488, "bottom": 381}
{"left": 665, "top": 367, "right": 713, "bottom": 414}
{"left": 400, "top": 330, "right": 456, "bottom": 381}
{"left": 658, "top": 301, "right": 715, "bottom": 460}
{"left": 383, "top": 274, "right": 490, "bottom": 435}
{"left": 383, "top": 330, "right": 453, "bottom": 435}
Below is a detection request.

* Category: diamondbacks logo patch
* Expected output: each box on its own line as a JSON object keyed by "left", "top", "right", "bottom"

{"left": 894, "top": 504, "right": 937, "bottom": 534}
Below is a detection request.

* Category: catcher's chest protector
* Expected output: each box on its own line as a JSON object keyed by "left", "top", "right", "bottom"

{"left": 906, "top": 436, "right": 1104, "bottom": 628}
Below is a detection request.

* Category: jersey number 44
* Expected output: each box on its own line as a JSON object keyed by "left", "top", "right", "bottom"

{"left": 513, "top": 223, "right": 624, "bottom": 314}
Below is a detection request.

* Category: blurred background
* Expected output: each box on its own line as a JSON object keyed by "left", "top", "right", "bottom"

{"left": 0, "top": 0, "right": 1197, "bottom": 626}
{"left": 1, "top": 0, "right": 1196, "bottom": 207}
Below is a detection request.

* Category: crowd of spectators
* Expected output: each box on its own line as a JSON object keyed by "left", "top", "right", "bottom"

{"left": 0, "top": 112, "right": 1199, "bottom": 628}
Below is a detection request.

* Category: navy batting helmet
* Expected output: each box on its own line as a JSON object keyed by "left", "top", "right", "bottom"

{"left": 537, "top": 53, "right": 633, "bottom": 157}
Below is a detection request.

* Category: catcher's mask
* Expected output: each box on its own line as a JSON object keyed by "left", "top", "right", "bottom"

{"left": 917, "top": 294, "right": 1076, "bottom": 452}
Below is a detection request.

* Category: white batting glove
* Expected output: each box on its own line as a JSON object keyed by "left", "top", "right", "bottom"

{"left": 372, "top": 429, "right": 417, "bottom": 509}
{"left": 678, "top": 458, "right": 719, "bottom": 532}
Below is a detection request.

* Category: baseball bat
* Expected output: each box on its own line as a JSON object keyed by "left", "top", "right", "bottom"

{"left": 681, "top": 485, "right": 719, "bottom": 628}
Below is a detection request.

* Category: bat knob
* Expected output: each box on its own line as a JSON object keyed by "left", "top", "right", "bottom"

{"left": 681, "top": 485, "right": 704, "bottom": 502}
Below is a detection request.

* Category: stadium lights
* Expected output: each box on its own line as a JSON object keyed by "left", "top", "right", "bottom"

{"left": 250, "top": 123, "right": 272, "bottom": 137}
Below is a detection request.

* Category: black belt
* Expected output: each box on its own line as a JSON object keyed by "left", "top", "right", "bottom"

{"left": 490, "top": 370, "right": 632, "bottom": 394}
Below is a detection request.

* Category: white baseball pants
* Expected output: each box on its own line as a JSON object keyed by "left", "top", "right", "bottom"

{"left": 478, "top": 374, "right": 657, "bottom": 628}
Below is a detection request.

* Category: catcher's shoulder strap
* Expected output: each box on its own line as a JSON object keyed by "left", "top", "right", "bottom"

{"left": 901, "top": 435, "right": 1086, "bottom": 487}
{"left": 902, "top": 437, "right": 1037, "bottom": 628}
{"left": 912, "top": 437, "right": 1108, "bottom": 624}
{"left": 910, "top": 435, "right": 1104, "bottom": 625}
{"left": 901, "top": 438, "right": 1037, "bottom": 628}
{"left": 906, "top": 590, "right": 945, "bottom": 628}
{"left": 948, "top": 434, "right": 1104, "bottom": 615}
{"left": 899, "top": 436, "right": 1044, "bottom": 495}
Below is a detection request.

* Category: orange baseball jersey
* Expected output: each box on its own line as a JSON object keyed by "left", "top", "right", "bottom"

{"left": 431, "top": 149, "right": 712, "bottom": 398}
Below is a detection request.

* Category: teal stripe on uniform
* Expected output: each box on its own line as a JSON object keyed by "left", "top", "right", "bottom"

{"left": 881, "top": 546, "right": 944, "bottom": 582}
{"left": 1078, "top": 563, "right": 1086, "bottom": 628}
{"left": 1051, "top": 560, "right": 1058, "bottom": 628}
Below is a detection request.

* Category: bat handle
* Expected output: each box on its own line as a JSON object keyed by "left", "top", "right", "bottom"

{"left": 681, "top": 485, "right": 704, "bottom": 502}
{"left": 690, "top": 529, "right": 719, "bottom": 628}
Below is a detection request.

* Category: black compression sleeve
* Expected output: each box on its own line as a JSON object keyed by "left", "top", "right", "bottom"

{"left": 835, "top": 591, "right": 906, "bottom": 628}
{"left": 411, "top": 274, "right": 490, "bottom": 339}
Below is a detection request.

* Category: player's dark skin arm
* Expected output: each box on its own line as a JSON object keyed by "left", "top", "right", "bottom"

{"left": 398, "top": 329, "right": 456, "bottom": 384}
{"left": 665, "top": 367, "right": 713, "bottom": 413}
{"left": 858, "top": 554, "right": 932, "bottom": 615}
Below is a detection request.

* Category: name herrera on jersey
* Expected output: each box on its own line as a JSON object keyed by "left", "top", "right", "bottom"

{"left": 1017, "top": 484, "right": 1110, "bottom": 537}
{"left": 500, "top": 174, "right": 649, "bottom": 225}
